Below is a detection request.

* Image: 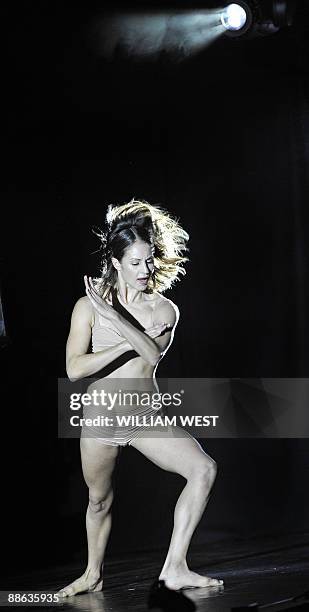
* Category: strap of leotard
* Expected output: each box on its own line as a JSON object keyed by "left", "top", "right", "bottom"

{"left": 111, "top": 287, "right": 146, "bottom": 332}
{"left": 83, "top": 287, "right": 145, "bottom": 380}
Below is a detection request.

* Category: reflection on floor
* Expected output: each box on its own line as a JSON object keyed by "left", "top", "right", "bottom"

{"left": 2, "top": 532, "right": 309, "bottom": 612}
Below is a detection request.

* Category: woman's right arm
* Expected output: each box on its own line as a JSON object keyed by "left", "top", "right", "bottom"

{"left": 66, "top": 297, "right": 131, "bottom": 382}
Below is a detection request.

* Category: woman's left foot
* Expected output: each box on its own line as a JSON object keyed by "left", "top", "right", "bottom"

{"left": 158, "top": 568, "right": 224, "bottom": 590}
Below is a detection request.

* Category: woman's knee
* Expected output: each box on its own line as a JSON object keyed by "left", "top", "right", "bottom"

{"left": 190, "top": 456, "right": 217, "bottom": 486}
{"left": 88, "top": 488, "right": 113, "bottom": 515}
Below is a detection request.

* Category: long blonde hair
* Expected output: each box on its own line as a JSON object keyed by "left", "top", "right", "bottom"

{"left": 93, "top": 198, "right": 189, "bottom": 297}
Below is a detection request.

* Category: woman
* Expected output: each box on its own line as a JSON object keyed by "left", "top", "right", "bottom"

{"left": 59, "top": 199, "right": 223, "bottom": 596}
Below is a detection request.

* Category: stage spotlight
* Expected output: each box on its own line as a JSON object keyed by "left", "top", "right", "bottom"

{"left": 220, "top": 1, "right": 253, "bottom": 37}
{"left": 221, "top": 3, "right": 247, "bottom": 30}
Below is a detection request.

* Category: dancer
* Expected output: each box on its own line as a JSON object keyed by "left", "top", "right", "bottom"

{"left": 58, "top": 199, "right": 223, "bottom": 596}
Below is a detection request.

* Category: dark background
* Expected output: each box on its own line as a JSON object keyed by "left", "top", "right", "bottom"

{"left": 1, "top": 0, "right": 309, "bottom": 574}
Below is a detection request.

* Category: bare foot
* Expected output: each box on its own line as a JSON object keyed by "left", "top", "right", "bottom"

{"left": 57, "top": 570, "right": 103, "bottom": 598}
{"left": 159, "top": 567, "right": 224, "bottom": 591}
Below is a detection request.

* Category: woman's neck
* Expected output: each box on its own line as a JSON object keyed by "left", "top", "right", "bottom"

{"left": 115, "top": 281, "right": 143, "bottom": 305}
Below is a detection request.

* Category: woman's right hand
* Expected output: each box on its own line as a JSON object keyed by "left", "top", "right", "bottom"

{"left": 84, "top": 276, "right": 118, "bottom": 321}
{"left": 144, "top": 323, "right": 171, "bottom": 338}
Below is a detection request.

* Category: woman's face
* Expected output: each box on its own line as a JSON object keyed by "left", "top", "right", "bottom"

{"left": 112, "top": 240, "right": 155, "bottom": 291}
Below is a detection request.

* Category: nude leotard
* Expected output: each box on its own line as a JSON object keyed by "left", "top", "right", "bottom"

{"left": 89, "top": 287, "right": 144, "bottom": 378}
{"left": 81, "top": 287, "right": 166, "bottom": 446}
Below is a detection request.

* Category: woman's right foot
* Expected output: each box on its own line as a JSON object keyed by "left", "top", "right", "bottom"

{"left": 57, "top": 570, "right": 103, "bottom": 598}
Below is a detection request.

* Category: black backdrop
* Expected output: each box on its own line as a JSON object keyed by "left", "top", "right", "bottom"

{"left": 1, "top": 0, "right": 309, "bottom": 574}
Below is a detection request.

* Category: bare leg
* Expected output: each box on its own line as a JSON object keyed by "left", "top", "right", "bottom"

{"left": 58, "top": 438, "right": 119, "bottom": 597}
{"left": 129, "top": 429, "right": 223, "bottom": 590}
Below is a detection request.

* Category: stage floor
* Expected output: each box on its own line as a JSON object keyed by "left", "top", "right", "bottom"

{"left": 2, "top": 532, "right": 309, "bottom": 611}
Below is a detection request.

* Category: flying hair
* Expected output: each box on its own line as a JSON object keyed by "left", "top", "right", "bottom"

{"left": 92, "top": 198, "right": 189, "bottom": 297}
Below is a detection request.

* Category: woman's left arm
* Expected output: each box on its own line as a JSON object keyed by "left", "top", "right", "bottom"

{"left": 112, "top": 307, "right": 173, "bottom": 365}
{"left": 85, "top": 276, "right": 177, "bottom": 366}
{"left": 84, "top": 277, "right": 168, "bottom": 365}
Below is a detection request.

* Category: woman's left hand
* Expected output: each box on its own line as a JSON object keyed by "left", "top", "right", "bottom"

{"left": 84, "top": 276, "right": 118, "bottom": 320}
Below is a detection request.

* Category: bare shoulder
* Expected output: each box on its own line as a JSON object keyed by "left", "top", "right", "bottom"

{"left": 72, "top": 295, "right": 92, "bottom": 313}
{"left": 71, "top": 296, "right": 93, "bottom": 325}
{"left": 149, "top": 292, "right": 180, "bottom": 324}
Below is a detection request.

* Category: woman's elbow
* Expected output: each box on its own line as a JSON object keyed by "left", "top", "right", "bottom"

{"left": 68, "top": 373, "right": 79, "bottom": 382}
{"left": 67, "top": 358, "right": 80, "bottom": 382}
{"left": 67, "top": 368, "right": 78, "bottom": 382}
